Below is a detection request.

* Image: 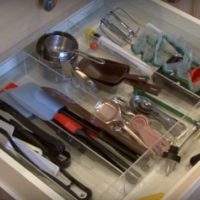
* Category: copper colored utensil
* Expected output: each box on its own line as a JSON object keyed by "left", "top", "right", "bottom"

{"left": 78, "top": 58, "right": 147, "bottom": 84}
{"left": 78, "top": 58, "right": 161, "bottom": 95}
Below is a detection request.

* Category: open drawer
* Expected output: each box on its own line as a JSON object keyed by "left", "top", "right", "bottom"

{"left": 1, "top": 0, "right": 200, "bottom": 199}
{"left": 0, "top": 52, "right": 198, "bottom": 200}
{"left": 0, "top": 51, "right": 163, "bottom": 200}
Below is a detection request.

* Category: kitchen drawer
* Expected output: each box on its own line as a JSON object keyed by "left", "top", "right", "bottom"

{"left": 1, "top": 0, "right": 200, "bottom": 199}
{"left": 0, "top": 51, "right": 198, "bottom": 200}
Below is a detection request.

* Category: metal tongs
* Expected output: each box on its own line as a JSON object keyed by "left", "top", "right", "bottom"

{"left": 99, "top": 7, "right": 140, "bottom": 46}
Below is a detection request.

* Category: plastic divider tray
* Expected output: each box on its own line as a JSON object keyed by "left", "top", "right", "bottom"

{"left": 0, "top": 50, "right": 198, "bottom": 199}
{"left": 0, "top": 51, "right": 145, "bottom": 200}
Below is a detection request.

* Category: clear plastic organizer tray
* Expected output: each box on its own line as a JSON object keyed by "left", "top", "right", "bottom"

{"left": 25, "top": 0, "right": 200, "bottom": 116}
{"left": 0, "top": 52, "right": 133, "bottom": 200}
{"left": 23, "top": 1, "right": 200, "bottom": 199}
{"left": 56, "top": 0, "right": 200, "bottom": 144}
{"left": 34, "top": 0, "right": 199, "bottom": 146}
{"left": 0, "top": 51, "right": 199, "bottom": 200}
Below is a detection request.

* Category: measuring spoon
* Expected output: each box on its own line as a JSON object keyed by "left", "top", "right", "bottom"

{"left": 127, "top": 114, "right": 170, "bottom": 155}
{"left": 130, "top": 95, "right": 187, "bottom": 137}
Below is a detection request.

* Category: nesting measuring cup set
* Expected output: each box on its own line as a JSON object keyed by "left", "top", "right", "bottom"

{"left": 36, "top": 31, "right": 104, "bottom": 82}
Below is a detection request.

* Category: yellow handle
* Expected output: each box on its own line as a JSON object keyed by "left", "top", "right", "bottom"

{"left": 137, "top": 192, "right": 164, "bottom": 200}
{"left": 85, "top": 28, "right": 96, "bottom": 39}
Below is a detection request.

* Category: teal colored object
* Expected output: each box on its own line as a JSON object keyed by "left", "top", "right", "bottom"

{"left": 142, "top": 43, "right": 154, "bottom": 63}
{"left": 132, "top": 23, "right": 200, "bottom": 94}
{"left": 162, "top": 54, "right": 191, "bottom": 75}
{"left": 131, "top": 34, "right": 147, "bottom": 54}
{"left": 131, "top": 23, "right": 161, "bottom": 59}
{"left": 153, "top": 37, "right": 177, "bottom": 67}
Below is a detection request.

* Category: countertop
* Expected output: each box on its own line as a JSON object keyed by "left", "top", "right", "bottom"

{"left": 0, "top": 0, "right": 91, "bottom": 63}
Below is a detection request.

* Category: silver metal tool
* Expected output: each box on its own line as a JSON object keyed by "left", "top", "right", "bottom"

{"left": 95, "top": 98, "right": 146, "bottom": 148}
{"left": 99, "top": 7, "right": 140, "bottom": 46}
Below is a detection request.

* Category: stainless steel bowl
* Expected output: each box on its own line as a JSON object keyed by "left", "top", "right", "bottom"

{"left": 36, "top": 31, "right": 78, "bottom": 81}
{"left": 37, "top": 31, "right": 78, "bottom": 61}
{"left": 44, "top": 33, "right": 78, "bottom": 62}
{"left": 43, "top": 32, "right": 105, "bottom": 64}
{"left": 36, "top": 31, "right": 105, "bottom": 83}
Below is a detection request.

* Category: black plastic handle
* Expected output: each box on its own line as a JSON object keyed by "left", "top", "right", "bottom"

{"left": 190, "top": 153, "right": 200, "bottom": 166}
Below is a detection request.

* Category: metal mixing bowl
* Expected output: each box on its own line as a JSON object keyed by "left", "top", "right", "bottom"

{"left": 36, "top": 31, "right": 78, "bottom": 81}
{"left": 44, "top": 33, "right": 78, "bottom": 62}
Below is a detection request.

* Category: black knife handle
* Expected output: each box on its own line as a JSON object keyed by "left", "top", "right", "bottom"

{"left": 190, "top": 153, "right": 200, "bottom": 166}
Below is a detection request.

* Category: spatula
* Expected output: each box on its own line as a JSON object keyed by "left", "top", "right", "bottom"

{"left": 0, "top": 91, "right": 32, "bottom": 118}
{"left": 78, "top": 58, "right": 161, "bottom": 95}
{"left": 78, "top": 58, "right": 148, "bottom": 84}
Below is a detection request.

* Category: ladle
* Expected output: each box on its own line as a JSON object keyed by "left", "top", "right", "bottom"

{"left": 44, "top": 34, "right": 105, "bottom": 64}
